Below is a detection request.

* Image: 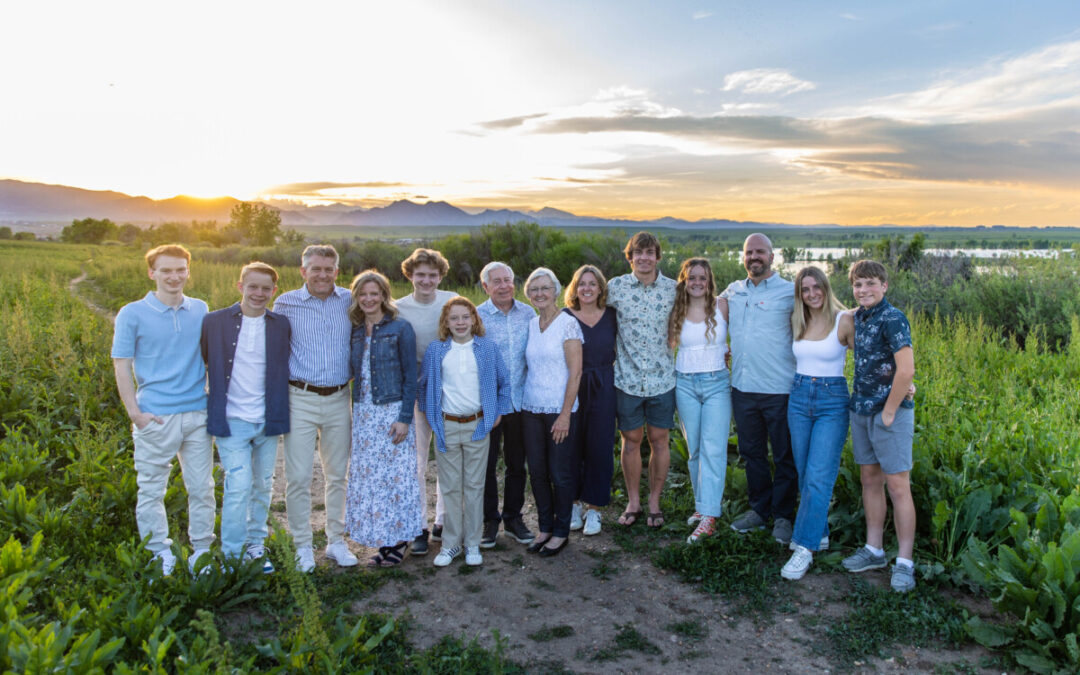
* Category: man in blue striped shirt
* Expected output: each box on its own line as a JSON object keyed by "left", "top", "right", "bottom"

{"left": 274, "top": 244, "right": 359, "bottom": 572}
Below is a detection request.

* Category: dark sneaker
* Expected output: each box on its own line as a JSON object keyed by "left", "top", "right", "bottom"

{"left": 431, "top": 524, "right": 443, "bottom": 542}
{"left": 504, "top": 517, "right": 535, "bottom": 544}
{"left": 842, "top": 547, "right": 888, "bottom": 573}
{"left": 730, "top": 510, "right": 766, "bottom": 533}
{"left": 411, "top": 529, "right": 430, "bottom": 556}
{"left": 480, "top": 520, "right": 499, "bottom": 549}
{"left": 772, "top": 517, "right": 793, "bottom": 545}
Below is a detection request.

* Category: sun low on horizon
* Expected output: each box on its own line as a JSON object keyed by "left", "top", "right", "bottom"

{"left": 2, "top": 1, "right": 1079, "bottom": 227}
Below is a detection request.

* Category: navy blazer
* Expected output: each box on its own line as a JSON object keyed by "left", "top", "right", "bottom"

{"left": 200, "top": 303, "right": 291, "bottom": 437}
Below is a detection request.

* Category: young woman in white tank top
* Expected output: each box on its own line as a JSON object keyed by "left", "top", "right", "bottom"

{"left": 780, "top": 266, "right": 855, "bottom": 581}
{"left": 667, "top": 258, "right": 732, "bottom": 544}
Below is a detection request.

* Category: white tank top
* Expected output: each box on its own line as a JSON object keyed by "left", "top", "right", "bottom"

{"left": 792, "top": 312, "right": 847, "bottom": 377}
{"left": 676, "top": 309, "right": 728, "bottom": 374}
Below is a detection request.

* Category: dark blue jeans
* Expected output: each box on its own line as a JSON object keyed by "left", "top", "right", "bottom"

{"left": 787, "top": 375, "right": 850, "bottom": 550}
{"left": 522, "top": 411, "right": 580, "bottom": 538}
{"left": 731, "top": 388, "right": 796, "bottom": 522}
{"left": 483, "top": 411, "right": 528, "bottom": 524}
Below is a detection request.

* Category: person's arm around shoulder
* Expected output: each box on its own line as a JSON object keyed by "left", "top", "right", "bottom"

{"left": 390, "top": 320, "right": 417, "bottom": 443}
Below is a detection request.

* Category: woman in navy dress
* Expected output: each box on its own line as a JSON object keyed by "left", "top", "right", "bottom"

{"left": 563, "top": 265, "right": 617, "bottom": 536}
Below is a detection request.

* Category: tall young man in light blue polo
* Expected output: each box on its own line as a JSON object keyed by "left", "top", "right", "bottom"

{"left": 201, "top": 262, "right": 291, "bottom": 574}
{"left": 112, "top": 244, "right": 214, "bottom": 576}
{"left": 720, "top": 233, "right": 798, "bottom": 545}
{"left": 275, "top": 244, "right": 359, "bottom": 572}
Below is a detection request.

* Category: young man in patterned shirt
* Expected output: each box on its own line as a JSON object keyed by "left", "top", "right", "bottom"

{"left": 606, "top": 232, "right": 677, "bottom": 528}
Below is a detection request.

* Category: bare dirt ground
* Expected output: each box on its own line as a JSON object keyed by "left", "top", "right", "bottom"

{"left": 270, "top": 449, "right": 1002, "bottom": 674}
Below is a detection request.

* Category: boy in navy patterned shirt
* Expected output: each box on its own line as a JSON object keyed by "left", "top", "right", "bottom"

{"left": 841, "top": 260, "right": 917, "bottom": 592}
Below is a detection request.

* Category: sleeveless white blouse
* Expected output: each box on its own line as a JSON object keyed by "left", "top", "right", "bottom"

{"left": 675, "top": 309, "right": 728, "bottom": 374}
{"left": 792, "top": 312, "right": 847, "bottom": 377}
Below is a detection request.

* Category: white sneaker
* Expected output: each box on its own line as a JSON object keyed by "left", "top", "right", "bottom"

{"left": 569, "top": 503, "right": 584, "bottom": 531}
{"left": 188, "top": 548, "right": 211, "bottom": 576}
{"left": 155, "top": 550, "right": 177, "bottom": 576}
{"left": 687, "top": 511, "right": 703, "bottom": 526}
{"left": 583, "top": 509, "right": 602, "bottom": 536}
{"left": 244, "top": 545, "right": 275, "bottom": 574}
{"left": 781, "top": 545, "right": 813, "bottom": 580}
{"left": 295, "top": 546, "right": 316, "bottom": 573}
{"left": 465, "top": 546, "right": 483, "bottom": 566}
{"left": 325, "top": 540, "right": 359, "bottom": 567}
{"left": 433, "top": 546, "right": 462, "bottom": 567}
{"left": 789, "top": 536, "right": 830, "bottom": 552}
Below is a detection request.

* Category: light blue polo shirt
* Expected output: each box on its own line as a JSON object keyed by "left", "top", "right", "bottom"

{"left": 720, "top": 273, "right": 796, "bottom": 395}
{"left": 111, "top": 291, "right": 209, "bottom": 415}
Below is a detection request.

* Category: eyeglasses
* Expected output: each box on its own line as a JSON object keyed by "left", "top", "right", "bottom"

{"left": 528, "top": 285, "right": 555, "bottom": 294}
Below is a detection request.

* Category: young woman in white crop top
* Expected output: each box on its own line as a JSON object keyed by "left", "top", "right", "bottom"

{"left": 667, "top": 258, "right": 732, "bottom": 544}
{"left": 780, "top": 266, "right": 855, "bottom": 581}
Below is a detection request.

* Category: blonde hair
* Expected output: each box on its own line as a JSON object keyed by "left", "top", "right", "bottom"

{"left": 348, "top": 269, "right": 398, "bottom": 324}
{"left": 145, "top": 244, "right": 191, "bottom": 269}
{"left": 668, "top": 258, "right": 718, "bottom": 349}
{"left": 564, "top": 265, "right": 608, "bottom": 309}
{"left": 239, "top": 261, "right": 278, "bottom": 284}
{"left": 437, "top": 296, "right": 485, "bottom": 340}
{"left": 792, "top": 266, "right": 847, "bottom": 340}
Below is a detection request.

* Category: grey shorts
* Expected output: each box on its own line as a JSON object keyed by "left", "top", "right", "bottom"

{"left": 615, "top": 387, "right": 676, "bottom": 431}
{"left": 850, "top": 407, "right": 914, "bottom": 474}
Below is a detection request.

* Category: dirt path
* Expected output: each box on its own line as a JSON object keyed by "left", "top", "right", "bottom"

{"left": 69, "top": 269, "right": 116, "bottom": 321}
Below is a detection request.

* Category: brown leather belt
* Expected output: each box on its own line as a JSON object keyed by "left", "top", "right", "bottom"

{"left": 289, "top": 380, "right": 349, "bottom": 396}
{"left": 443, "top": 410, "right": 484, "bottom": 423}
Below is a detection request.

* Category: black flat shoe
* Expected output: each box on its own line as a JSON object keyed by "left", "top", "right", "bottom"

{"left": 538, "top": 539, "right": 568, "bottom": 558}
{"left": 526, "top": 537, "right": 551, "bottom": 554}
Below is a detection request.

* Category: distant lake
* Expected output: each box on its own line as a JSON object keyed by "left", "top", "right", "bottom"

{"left": 776, "top": 247, "right": 1064, "bottom": 274}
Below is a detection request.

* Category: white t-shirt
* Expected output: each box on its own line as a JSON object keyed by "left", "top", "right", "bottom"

{"left": 396, "top": 290, "right": 456, "bottom": 367}
{"left": 522, "top": 311, "right": 584, "bottom": 414}
{"left": 226, "top": 314, "right": 266, "bottom": 423}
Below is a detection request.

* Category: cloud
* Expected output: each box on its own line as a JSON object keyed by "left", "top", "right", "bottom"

{"left": 838, "top": 13, "right": 858, "bottom": 21}
{"left": 722, "top": 68, "right": 816, "bottom": 96}
{"left": 477, "top": 112, "right": 548, "bottom": 130}
{"left": 692, "top": 10, "right": 714, "bottom": 20}
{"left": 265, "top": 180, "right": 407, "bottom": 195}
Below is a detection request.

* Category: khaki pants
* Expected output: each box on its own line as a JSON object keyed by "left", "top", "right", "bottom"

{"left": 283, "top": 386, "right": 351, "bottom": 549}
{"left": 414, "top": 403, "right": 445, "bottom": 527}
{"left": 133, "top": 410, "right": 215, "bottom": 553}
{"left": 434, "top": 418, "right": 489, "bottom": 549}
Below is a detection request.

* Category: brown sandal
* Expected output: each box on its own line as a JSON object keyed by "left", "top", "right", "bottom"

{"left": 618, "top": 510, "right": 643, "bottom": 527}
{"left": 647, "top": 511, "right": 665, "bottom": 528}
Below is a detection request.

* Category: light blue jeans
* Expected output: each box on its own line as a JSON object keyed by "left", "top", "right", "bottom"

{"left": 675, "top": 370, "right": 732, "bottom": 518}
{"left": 216, "top": 419, "right": 279, "bottom": 558}
{"left": 787, "top": 374, "right": 850, "bottom": 551}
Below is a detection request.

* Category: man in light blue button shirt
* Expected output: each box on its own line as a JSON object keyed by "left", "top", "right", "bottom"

{"left": 720, "top": 234, "right": 798, "bottom": 545}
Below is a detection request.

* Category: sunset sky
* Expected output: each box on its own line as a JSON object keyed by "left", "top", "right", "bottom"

{"left": 2, "top": 1, "right": 1079, "bottom": 226}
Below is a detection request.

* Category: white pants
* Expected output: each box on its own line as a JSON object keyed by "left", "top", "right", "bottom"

{"left": 283, "top": 386, "right": 351, "bottom": 549}
{"left": 133, "top": 410, "right": 215, "bottom": 553}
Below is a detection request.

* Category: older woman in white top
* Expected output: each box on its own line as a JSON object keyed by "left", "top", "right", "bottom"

{"left": 521, "top": 267, "right": 583, "bottom": 557}
{"left": 667, "top": 258, "right": 731, "bottom": 544}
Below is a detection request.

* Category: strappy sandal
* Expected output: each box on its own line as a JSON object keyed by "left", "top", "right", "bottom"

{"left": 368, "top": 541, "right": 407, "bottom": 567}
{"left": 618, "top": 509, "right": 643, "bottom": 527}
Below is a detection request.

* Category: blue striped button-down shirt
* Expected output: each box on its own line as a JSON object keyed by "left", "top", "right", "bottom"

{"left": 273, "top": 284, "right": 352, "bottom": 387}
{"left": 476, "top": 298, "right": 535, "bottom": 412}
{"left": 720, "top": 273, "right": 796, "bottom": 395}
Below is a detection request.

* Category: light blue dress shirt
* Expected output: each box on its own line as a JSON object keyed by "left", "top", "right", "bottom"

{"left": 273, "top": 284, "right": 352, "bottom": 387}
{"left": 720, "top": 273, "right": 796, "bottom": 395}
{"left": 476, "top": 298, "right": 536, "bottom": 412}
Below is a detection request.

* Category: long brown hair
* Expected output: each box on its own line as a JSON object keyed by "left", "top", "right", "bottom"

{"left": 348, "top": 269, "right": 398, "bottom": 325}
{"left": 668, "top": 258, "right": 718, "bottom": 349}
{"left": 792, "top": 266, "right": 846, "bottom": 340}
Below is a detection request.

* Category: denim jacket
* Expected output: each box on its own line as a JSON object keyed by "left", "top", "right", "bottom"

{"left": 350, "top": 315, "right": 416, "bottom": 424}
{"left": 417, "top": 335, "right": 512, "bottom": 452}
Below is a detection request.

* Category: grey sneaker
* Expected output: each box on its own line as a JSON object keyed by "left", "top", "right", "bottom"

{"left": 772, "top": 517, "right": 793, "bottom": 545}
{"left": 842, "top": 546, "right": 888, "bottom": 573}
{"left": 504, "top": 517, "right": 535, "bottom": 544}
{"left": 730, "top": 510, "right": 766, "bottom": 533}
{"left": 891, "top": 563, "right": 916, "bottom": 592}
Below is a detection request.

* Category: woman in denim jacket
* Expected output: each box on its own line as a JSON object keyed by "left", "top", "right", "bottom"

{"left": 343, "top": 269, "right": 421, "bottom": 567}
{"left": 418, "top": 297, "right": 512, "bottom": 567}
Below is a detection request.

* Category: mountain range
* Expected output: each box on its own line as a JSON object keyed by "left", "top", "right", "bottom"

{"left": 0, "top": 178, "right": 808, "bottom": 230}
